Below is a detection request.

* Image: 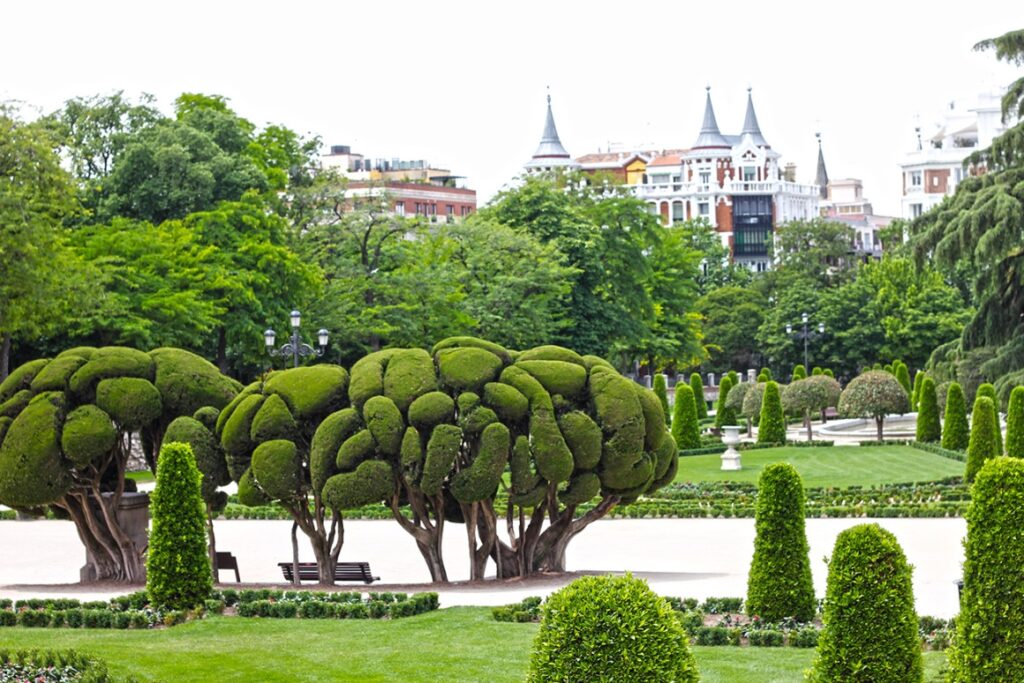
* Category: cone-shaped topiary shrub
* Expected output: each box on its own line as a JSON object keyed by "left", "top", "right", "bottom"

{"left": 727, "top": 370, "right": 739, "bottom": 387}
{"left": 966, "top": 396, "right": 998, "bottom": 483}
{"left": 671, "top": 384, "right": 701, "bottom": 450}
{"left": 838, "top": 371, "right": 910, "bottom": 442}
{"left": 528, "top": 574, "right": 699, "bottom": 683}
{"left": 976, "top": 383, "right": 1003, "bottom": 455}
{"left": 757, "top": 381, "right": 787, "bottom": 444}
{"left": 942, "top": 382, "right": 970, "bottom": 451}
{"left": 758, "top": 368, "right": 772, "bottom": 382}
{"left": 689, "top": 373, "right": 707, "bottom": 420}
{"left": 653, "top": 374, "right": 670, "bottom": 426}
{"left": 948, "top": 457, "right": 1024, "bottom": 682}
{"left": 792, "top": 364, "right": 807, "bottom": 381}
{"left": 895, "top": 363, "right": 911, "bottom": 396}
{"left": 724, "top": 381, "right": 752, "bottom": 435}
{"left": 714, "top": 375, "right": 737, "bottom": 427}
{"left": 809, "top": 524, "right": 922, "bottom": 683}
{"left": 915, "top": 377, "right": 941, "bottom": 443}
{"left": 1006, "top": 386, "right": 1024, "bottom": 459}
{"left": 910, "top": 370, "right": 925, "bottom": 412}
{"left": 147, "top": 442, "right": 211, "bottom": 610}
{"left": 746, "top": 463, "right": 815, "bottom": 622}
{"left": 812, "top": 366, "right": 823, "bottom": 376}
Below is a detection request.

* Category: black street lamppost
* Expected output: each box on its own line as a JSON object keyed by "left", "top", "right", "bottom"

{"left": 786, "top": 312, "right": 825, "bottom": 372}
{"left": 264, "top": 310, "right": 329, "bottom": 368}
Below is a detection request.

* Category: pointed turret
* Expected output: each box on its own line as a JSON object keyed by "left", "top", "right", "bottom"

{"left": 692, "top": 87, "right": 730, "bottom": 149}
{"left": 525, "top": 91, "right": 579, "bottom": 172}
{"left": 741, "top": 87, "right": 769, "bottom": 147}
{"left": 815, "top": 132, "right": 829, "bottom": 198}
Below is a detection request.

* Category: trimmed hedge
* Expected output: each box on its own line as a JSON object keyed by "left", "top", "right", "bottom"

{"left": 528, "top": 575, "right": 699, "bottom": 683}
{"left": 915, "top": 377, "right": 940, "bottom": 443}
{"left": 809, "top": 523, "right": 922, "bottom": 683}
{"left": 949, "top": 457, "right": 1024, "bottom": 682}
{"left": 146, "top": 442, "right": 211, "bottom": 610}
{"left": 941, "top": 382, "right": 969, "bottom": 452}
{"left": 757, "top": 382, "right": 787, "bottom": 444}
{"left": 745, "top": 463, "right": 815, "bottom": 622}
{"left": 965, "top": 396, "right": 998, "bottom": 483}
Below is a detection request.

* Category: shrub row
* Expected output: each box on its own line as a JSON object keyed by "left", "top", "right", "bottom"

{"left": 492, "top": 596, "right": 543, "bottom": 623}
{"left": 234, "top": 592, "right": 438, "bottom": 620}
{"left": 0, "top": 608, "right": 158, "bottom": 629}
{"left": 0, "top": 649, "right": 133, "bottom": 683}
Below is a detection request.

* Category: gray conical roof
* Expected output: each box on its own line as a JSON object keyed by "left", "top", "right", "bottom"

{"left": 815, "top": 133, "right": 829, "bottom": 198}
{"left": 741, "top": 88, "right": 769, "bottom": 147}
{"left": 531, "top": 94, "right": 571, "bottom": 159}
{"left": 692, "top": 87, "right": 730, "bottom": 149}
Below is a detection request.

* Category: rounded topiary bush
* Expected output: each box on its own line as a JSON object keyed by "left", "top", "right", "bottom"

{"left": 745, "top": 463, "right": 815, "bottom": 622}
{"left": 949, "top": 457, "right": 1024, "bottom": 681}
{"left": 714, "top": 375, "right": 737, "bottom": 428}
{"left": 689, "top": 373, "right": 707, "bottom": 420}
{"left": 757, "top": 381, "right": 786, "bottom": 444}
{"left": 915, "top": 377, "right": 940, "bottom": 443}
{"left": 792, "top": 364, "right": 807, "bottom": 381}
{"left": 1006, "top": 386, "right": 1024, "bottom": 459}
{"left": 838, "top": 371, "right": 910, "bottom": 442}
{"left": 670, "top": 384, "right": 701, "bottom": 450}
{"left": 147, "top": 442, "right": 211, "bottom": 610}
{"left": 942, "top": 382, "right": 970, "bottom": 452}
{"left": 809, "top": 523, "right": 922, "bottom": 683}
{"left": 528, "top": 574, "right": 698, "bottom": 683}
{"left": 966, "top": 396, "right": 998, "bottom": 483}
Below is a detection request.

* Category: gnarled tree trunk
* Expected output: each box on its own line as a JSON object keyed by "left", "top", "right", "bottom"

{"left": 389, "top": 483, "right": 447, "bottom": 582}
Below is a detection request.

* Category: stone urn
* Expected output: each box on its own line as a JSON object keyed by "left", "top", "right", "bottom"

{"left": 720, "top": 425, "right": 742, "bottom": 471}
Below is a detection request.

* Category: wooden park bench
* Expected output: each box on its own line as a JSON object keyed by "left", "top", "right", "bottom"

{"left": 278, "top": 561, "right": 379, "bottom": 584}
{"left": 215, "top": 551, "right": 241, "bottom": 583}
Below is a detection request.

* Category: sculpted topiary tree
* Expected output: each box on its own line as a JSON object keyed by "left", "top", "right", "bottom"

{"left": 976, "top": 383, "right": 1003, "bottom": 455}
{"left": 895, "top": 362, "right": 912, "bottom": 396}
{"left": 809, "top": 524, "right": 922, "bottom": 683}
{"left": 783, "top": 376, "right": 841, "bottom": 441}
{"left": 911, "top": 370, "right": 925, "bottom": 412}
{"left": 915, "top": 377, "right": 941, "bottom": 443}
{"left": 949, "top": 457, "right": 1024, "bottom": 681}
{"left": 837, "top": 370, "right": 910, "bottom": 442}
{"left": 942, "top": 382, "right": 970, "bottom": 451}
{"left": 757, "top": 381, "right": 787, "bottom": 444}
{"left": 723, "top": 381, "right": 751, "bottom": 436}
{"left": 147, "top": 442, "right": 211, "bottom": 609}
{"left": 1006, "top": 386, "right": 1024, "bottom": 459}
{"left": 689, "top": 372, "right": 707, "bottom": 419}
{"left": 746, "top": 463, "right": 815, "bottom": 622}
{"left": 966, "top": 396, "right": 999, "bottom": 483}
{"left": 741, "top": 381, "right": 767, "bottom": 426}
{"left": 792, "top": 364, "right": 807, "bottom": 381}
{"left": 0, "top": 347, "right": 238, "bottom": 582}
{"left": 215, "top": 364, "right": 351, "bottom": 584}
{"left": 714, "top": 375, "right": 737, "bottom": 427}
{"left": 670, "top": 384, "right": 701, "bottom": 450}
{"left": 652, "top": 373, "right": 670, "bottom": 426}
{"left": 758, "top": 368, "right": 772, "bottom": 382}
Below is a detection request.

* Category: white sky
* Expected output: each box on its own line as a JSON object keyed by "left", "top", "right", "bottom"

{"left": 4, "top": 1, "right": 1022, "bottom": 216}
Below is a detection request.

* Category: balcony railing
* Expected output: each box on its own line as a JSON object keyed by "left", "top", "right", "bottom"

{"left": 634, "top": 180, "right": 820, "bottom": 199}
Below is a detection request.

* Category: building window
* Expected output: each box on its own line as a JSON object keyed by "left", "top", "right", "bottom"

{"left": 910, "top": 171, "right": 922, "bottom": 187}
{"left": 446, "top": 205, "right": 454, "bottom": 216}
{"left": 699, "top": 171, "right": 711, "bottom": 184}
{"left": 911, "top": 203, "right": 923, "bottom": 218}
{"left": 395, "top": 202, "right": 405, "bottom": 216}
{"left": 672, "top": 202, "right": 684, "bottom": 223}
{"left": 932, "top": 176, "right": 939, "bottom": 187}
{"left": 743, "top": 167, "right": 756, "bottom": 181}
{"left": 698, "top": 202, "right": 710, "bottom": 216}
{"left": 414, "top": 202, "right": 423, "bottom": 216}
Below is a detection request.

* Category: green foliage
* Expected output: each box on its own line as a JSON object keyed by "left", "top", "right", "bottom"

{"left": 915, "top": 377, "right": 941, "bottom": 443}
{"left": 757, "top": 382, "right": 787, "bottom": 444}
{"left": 558, "top": 411, "right": 602, "bottom": 469}
{"left": 381, "top": 349, "right": 436, "bottom": 413}
{"left": 949, "top": 457, "right": 1024, "bottom": 682}
{"left": 911, "top": 370, "right": 925, "bottom": 412}
{"left": 408, "top": 391, "right": 456, "bottom": 430}
{"left": 516, "top": 360, "right": 587, "bottom": 399}
{"left": 652, "top": 374, "right": 670, "bottom": 425}
{"left": 68, "top": 348, "right": 154, "bottom": 401}
{"left": 838, "top": 371, "right": 910, "bottom": 440}
{"left": 321, "top": 460, "right": 393, "bottom": 510}
{"left": 696, "top": 286, "right": 767, "bottom": 374}
{"left": 809, "top": 524, "right": 922, "bottom": 683}
{"left": 362, "top": 396, "right": 405, "bottom": 458}
{"left": 60, "top": 405, "right": 116, "bottom": 468}
{"left": 1006, "top": 386, "right": 1024, "bottom": 458}
{"left": 528, "top": 575, "right": 699, "bottom": 683}
{"left": 451, "top": 423, "right": 510, "bottom": 503}
{"left": 792, "top": 364, "right": 807, "bottom": 381}
{"left": 251, "top": 440, "right": 301, "bottom": 501}
{"left": 942, "top": 382, "right": 970, "bottom": 451}
{"left": 742, "top": 382, "right": 768, "bottom": 423}
{"left": 249, "top": 394, "right": 297, "bottom": 443}
{"left": 976, "top": 383, "right": 1003, "bottom": 454}
{"left": 715, "top": 375, "right": 737, "bottom": 427}
{"left": 690, "top": 372, "right": 707, "bottom": 419}
{"left": 895, "top": 363, "right": 911, "bottom": 395}
{"left": 163, "top": 416, "right": 229, "bottom": 503}
{"left": 146, "top": 442, "right": 211, "bottom": 610}
{"left": 0, "top": 392, "right": 70, "bottom": 506}
{"left": 420, "top": 424, "right": 462, "bottom": 496}
{"left": 965, "top": 396, "right": 998, "bottom": 482}
{"left": 149, "top": 348, "right": 238, "bottom": 417}
{"left": 436, "top": 347, "right": 504, "bottom": 393}
{"left": 745, "top": 463, "right": 815, "bottom": 622}
{"left": 782, "top": 377, "right": 841, "bottom": 420}
{"left": 671, "top": 384, "right": 701, "bottom": 450}
{"left": 264, "top": 365, "right": 348, "bottom": 422}
{"left": 94, "top": 377, "right": 162, "bottom": 430}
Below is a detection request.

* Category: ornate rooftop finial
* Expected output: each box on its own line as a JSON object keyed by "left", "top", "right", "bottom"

{"left": 692, "top": 86, "right": 729, "bottom": 149}
{"left": 815, "top": 132, "right": 829, "bottom": 199}
{"left": 741, "top": 87, "right": 769, "bottom": 147}
{"left": 525, "top": 89, "right": 579, "bottom": 172}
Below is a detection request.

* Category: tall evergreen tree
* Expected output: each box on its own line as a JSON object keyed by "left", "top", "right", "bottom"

{"left": 653, "top": 374, "right": 670, "bottom": 426}
{"left": 977, "top": 383, "right": 1004, "bottom": 455}
{"left": 1006, "top": 386, "right": 1024, "bottom": 459}
{"left": 942, "top": 382, "right": 970, "bottom": 451}
{"left": 671, "top": 384, "right": 701, "bottom": 450}
{"left": 915, "top": 377, "right": 941, "bottom": 443}
{"left": 966, "top": 396, "right": 999, "bottom": 482}
{"left": 689, "top": 372, "right": 707, "bottom": 420}
{"left": 714, "top": 375, "right": 737, "bottom": 427}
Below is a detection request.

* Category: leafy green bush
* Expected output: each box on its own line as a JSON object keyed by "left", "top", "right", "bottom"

{"left": 746, "top": 463, "right": 814, "bottom": 622}
{"left": 942, "top": 382, "right": 970, "bottom": 452}
{"left": 1005, "top": 386, "right": 1024, "bottom": 458}
{"left": 915, "top": 377, "right": 941, "bottom": 443}
{"left": 690, "top": 373, "right": 707, "bottom": 420}
{"left": 757, "top": 382, "right": 787, "bottom": 444}
{"left": 671, "top": 384, "right": 701, "bottom": 450}
{"left": 699, "top": 596, "right": 744, "bottom": 613}
{"left": 492, "top": 596, "right": 543, "bottom": 623}
{"left": 965, "top": 396, "right": 998, "bottom": 483}
{"left": 809, "top": 524, "right": 922, "bottom": 683}
{"left": 528, "top": 575, "right": 698, "bottom": 683}
{"left": 146, "top": 442, "right": 211, "bottom": 610}
{"left": 792, "top": 364, "right": 807, "bottom": 381}
{"left": 748, "top": 628, "right": 785, "bottom": 646}
{"left": 838, "top": 371, "right": 910, "bottom": 442}
{"left": 948, "top": 457, "right": 1024, "bottom": 681}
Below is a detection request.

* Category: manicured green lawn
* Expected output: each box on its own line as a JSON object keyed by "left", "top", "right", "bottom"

{"left": 0, "top": 607, "right": 948, "bottom": 682}
{"left": 675, "top": 445, "right": 963, "bottom": 488}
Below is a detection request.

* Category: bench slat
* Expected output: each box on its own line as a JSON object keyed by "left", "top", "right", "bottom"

{"left": 277, "top": 562, "right": 379, "bottom": 583}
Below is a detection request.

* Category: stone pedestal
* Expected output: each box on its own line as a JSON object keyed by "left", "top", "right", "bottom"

{"left": 720, "top": 426, "right": 742, "bottom": 471}
{"left": 80, "top": 491, "right": 150, "bottom": 582}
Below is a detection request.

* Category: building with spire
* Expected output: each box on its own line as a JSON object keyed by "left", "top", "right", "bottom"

{"left": 815, "top": 134, "right": 892, "bottom": 259}
{"left": 524, "top": 92, "right": 581, "bottom": 174}
{"left": 633, "top": 87, "right": 820, "bottom": 271}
